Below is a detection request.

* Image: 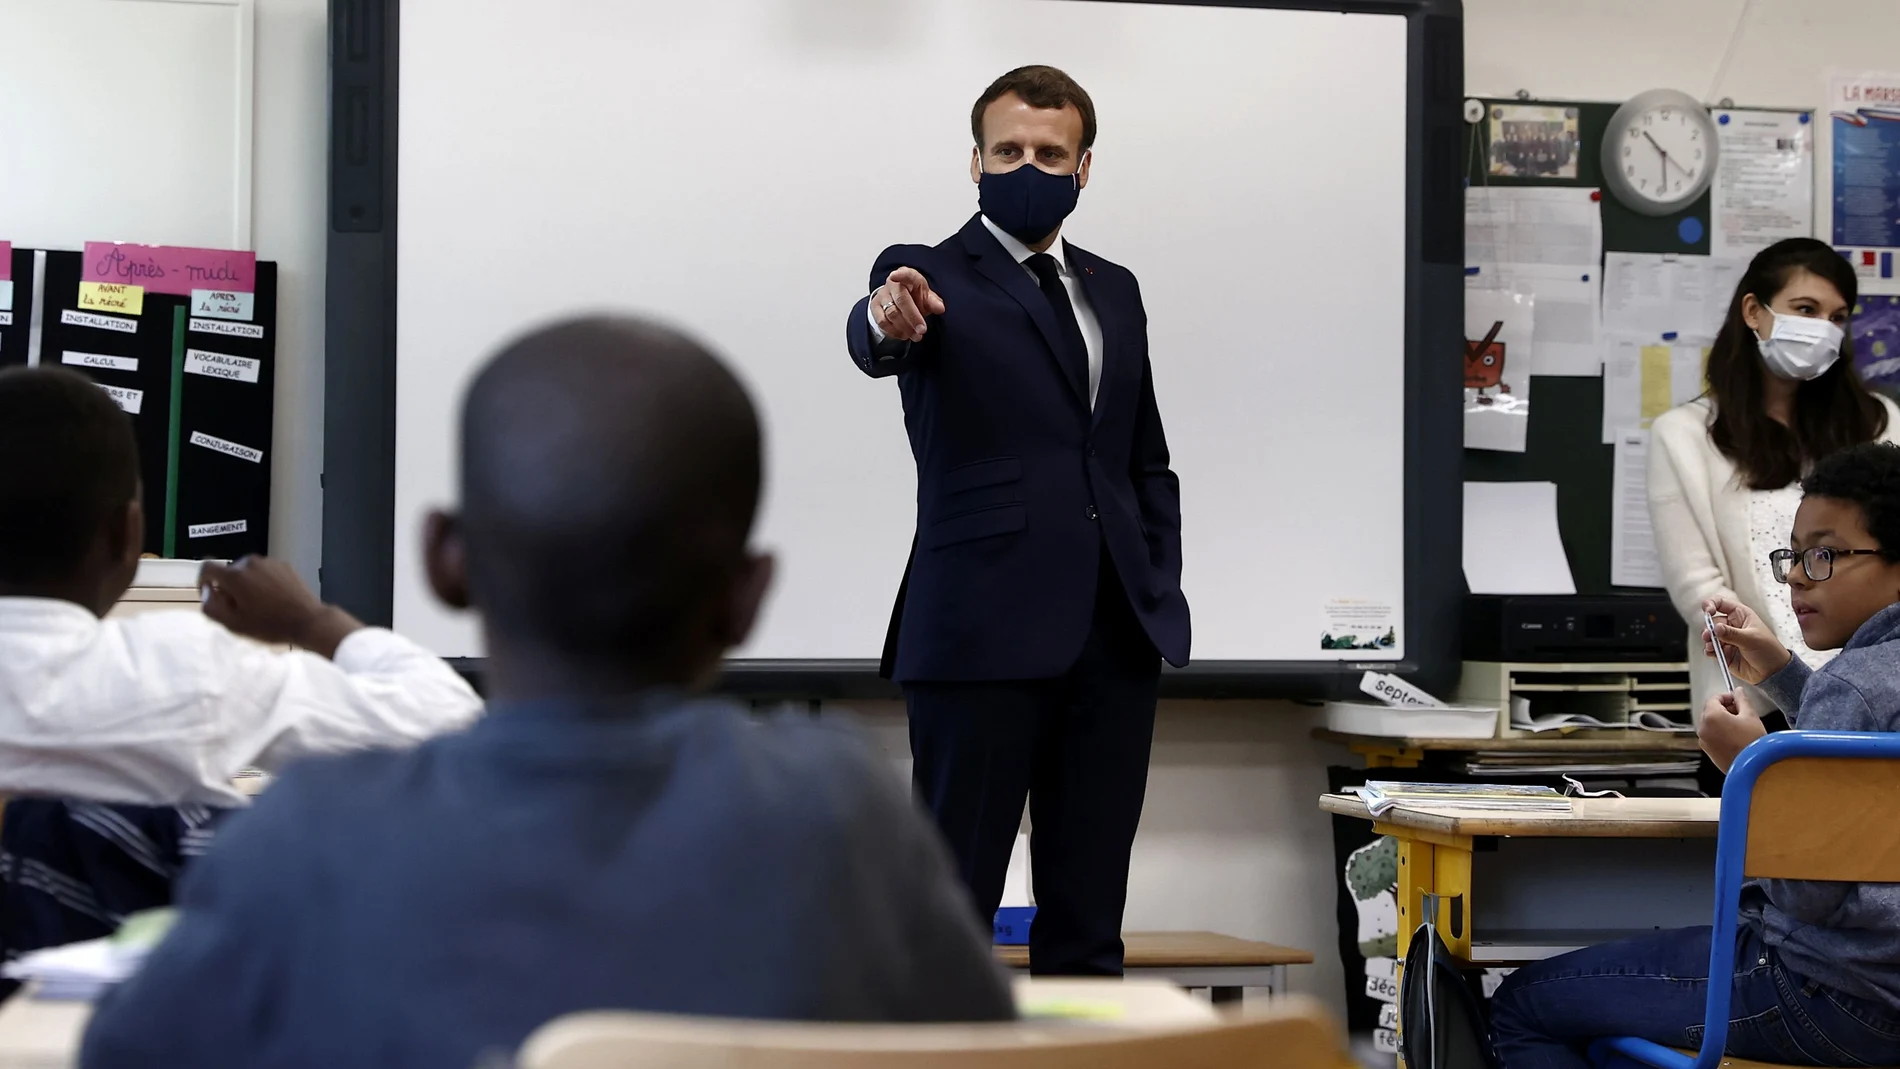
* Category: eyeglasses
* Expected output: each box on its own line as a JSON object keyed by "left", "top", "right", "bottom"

{"left": 1769, "top": 546, "right": 1886, "bottom": 583}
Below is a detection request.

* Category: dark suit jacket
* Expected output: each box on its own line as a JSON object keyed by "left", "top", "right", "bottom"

{"left": 79, "top": 695, "right": 1014, "bottom": 1069}
{"left": 847, "top": 214, "right": 1189, "bottom": 682}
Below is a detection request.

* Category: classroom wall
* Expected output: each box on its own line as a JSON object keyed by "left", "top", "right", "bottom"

{"left": 845, "top": 700, "right": 1347, "bottom": 1006}
{"left": 236, "top": 0, "right": 1900, "bottom": 1019}
{"left": 1466, "top": 0, "right": 1900, "bottom": 107}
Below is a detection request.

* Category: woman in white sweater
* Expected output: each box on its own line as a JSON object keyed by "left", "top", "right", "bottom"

{"left": 1650, "top": 238, "right": 1900, "bottom": 718}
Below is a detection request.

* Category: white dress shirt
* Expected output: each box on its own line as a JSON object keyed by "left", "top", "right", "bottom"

{"left": 0, "top": 598, "right": 483, "bottom": 806}
{"left": 868, "top": 215, "right": 1104, "bottom": 408}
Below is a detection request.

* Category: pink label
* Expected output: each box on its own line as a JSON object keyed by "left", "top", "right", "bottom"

{"left": 82, "top": 242, "right": 253, "bottom": 296}
{"left": 0, "top": 242, "right": 10, "bottom": 282}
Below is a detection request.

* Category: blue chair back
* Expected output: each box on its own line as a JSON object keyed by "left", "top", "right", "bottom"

{"left": 1592, "top": 730, "right": 1900, "bottom": 1069}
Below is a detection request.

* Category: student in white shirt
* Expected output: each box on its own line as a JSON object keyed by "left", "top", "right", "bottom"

{"left": 1648, "top": 238, "right": 1900, "bottom": 719}
{"left": 0, "top": 366, "right": 481, "bottom": 807}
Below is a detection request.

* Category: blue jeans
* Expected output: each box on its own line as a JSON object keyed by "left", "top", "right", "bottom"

{"left": 1490, "top": 926, "right": 1900, "bottom": 1069}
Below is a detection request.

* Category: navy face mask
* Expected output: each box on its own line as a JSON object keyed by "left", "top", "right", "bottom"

{"left": 978, "top": 162, "right": 1082, "bottom": 245}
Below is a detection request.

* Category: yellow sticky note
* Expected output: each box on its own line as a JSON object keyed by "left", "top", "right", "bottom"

{"left": 1640, "top": 345, "right": 1673, "bottom": 426}
{"left": 78, "top": 281, "right": 144, "bottom": 316}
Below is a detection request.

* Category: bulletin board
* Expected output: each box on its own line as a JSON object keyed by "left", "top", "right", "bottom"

{"left": 34, "top": 249, "right": 278, "bottom": 561}
{"left": 0, "top": 246, "right": 32, "bottom": 370}
{"left": 1461, "top": 97, "right": 1788, "bottom": 594}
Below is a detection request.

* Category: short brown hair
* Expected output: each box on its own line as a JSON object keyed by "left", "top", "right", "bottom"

{"left": 970, "top": 65, "right": 1097, "bottom": 151}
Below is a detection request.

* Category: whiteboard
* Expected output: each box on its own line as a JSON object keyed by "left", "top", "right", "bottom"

{"left": 0, "top": 0, "right": 253, "bottom": 251}
{"left": 394, "top": 0, "right": 1411, "bottom": 664}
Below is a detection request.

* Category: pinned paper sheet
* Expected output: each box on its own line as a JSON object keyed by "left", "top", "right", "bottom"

{"left": 1712, "top": 110, "right": 1814, "bottom": 259}
{"left": 0, "top": 242, "right": 11, "bottom": 313}
{"left": 96, "top": 384, "right": 143, "bottom": 415}
{"left": 1640, "top": 346, "right": 1674, "bottom": 422}
{"left": 1602, "top": 253, "right": 1740, "bottom": 339}
{"left": 189, "top": 318, "right": 265, "bottom": 341}
{"left": 1322, "top": 599, "right": 1399, "bottom": 653}
{"left": 1485, "top": 264, "right": 1603, "bottom": 376}
{"left": 1466, "top": 187, "right": 1603, "bottom": 268}
{"left": 62, "top": 309, "right": 138, "bottom": 334}
{"left": 63, "top": 351, "right": 137, "bottom": 373}
{"left": 1602, "top": 338, "right": 1711, "bottom": 443}
{"left": 190, "top": 289, "right": 254, "bottom": 321}
{"left": 1465, "top": 286, "right": 1535, "bottom": 452}
{"left": 82, "top": 242, "right": 254, "bottom": 298}
{"left": 183, "top": 349, "right": 260, "bottom": 384}
{"left": 1463, "top": 481, "right": 1577, "bottom": 595}
{"left": 188, "top": 431, "right": 263, "bottom": 464}
{"left": 78, "top": 282, "right": 144, "bottom": 317}
{"left": 1610, "top": 428, "right": 1663, "bottom": 588}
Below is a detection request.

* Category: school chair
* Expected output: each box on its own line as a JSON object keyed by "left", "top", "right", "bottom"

{"left": 518, "top": 992, "right": 1346, "bottom": 1069}
{"left": 0, "top": 798, "right": 223, "bottom": 999}
{"left": 1588, "top": 730, "right": 1900, "bottom": 1069}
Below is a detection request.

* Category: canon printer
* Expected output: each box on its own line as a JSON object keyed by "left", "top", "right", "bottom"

{"left": 1463, "top": 594, "right": 1687, "bottom": 662}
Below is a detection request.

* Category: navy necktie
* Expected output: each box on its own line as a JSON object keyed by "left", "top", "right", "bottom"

{"left": 1026, "top": 253, "right": 1088, "bottom": 399}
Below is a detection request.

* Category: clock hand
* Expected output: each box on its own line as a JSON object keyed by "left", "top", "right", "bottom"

{"left": 1642, "top": 131, "right": 1668, "bottom": 188}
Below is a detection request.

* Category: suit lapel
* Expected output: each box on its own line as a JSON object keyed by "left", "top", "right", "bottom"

{"left": 1064, "top": 241, "right": 1116, "bottom": 428}
{"left": 959, "top": 216, "right": 1089, "bottom": 407}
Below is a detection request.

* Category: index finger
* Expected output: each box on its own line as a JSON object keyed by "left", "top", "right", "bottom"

{"left": 889, "top": 267, "right": 936, "bottom": 298}
{"left": 1703, "top": 595, "right": 1744, "bottom": 618}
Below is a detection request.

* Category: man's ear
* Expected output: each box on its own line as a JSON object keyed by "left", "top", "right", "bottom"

{"left": 97, "top": 499, "right": 144, "bottom": 606}
{"left": 422, "top": 510, "right": 472, "bottom": 611}
{"left": 970, "top": 146, "right": 983, "bottom": 185}
{"left": 112, "top": 499, "right": 143, "bottom": 565}
{"left": 717, "top": 551, "right": 776, "bottom": 649}
{"left": 1076, "top": 148, "right": 1091, "bottom": 190}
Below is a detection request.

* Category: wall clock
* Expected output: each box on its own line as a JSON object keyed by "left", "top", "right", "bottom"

{"left": 1601, "top": 88, "right": 1719, "bottom": 217}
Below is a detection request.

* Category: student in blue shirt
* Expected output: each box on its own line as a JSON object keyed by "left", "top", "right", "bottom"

{"left": 80, "top": 316, "right": 1015, "bottom": 1069}
{"left": 1490, "top": 441, "right": 1900, "bottom": 1069}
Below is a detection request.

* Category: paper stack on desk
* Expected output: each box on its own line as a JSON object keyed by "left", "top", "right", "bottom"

{"left": 1349, "top": 781, "right": 1571, "bottom": 817}
{"left": 1509, "top": 698, "right": 1694, "bottom": 735}
{"left": 1, "top": 909, "right": 175, "bottom": 1001}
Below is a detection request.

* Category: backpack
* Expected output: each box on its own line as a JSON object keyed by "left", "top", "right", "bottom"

{"left": 1399, "top": 921, "right": 1499, "bottom": 1069}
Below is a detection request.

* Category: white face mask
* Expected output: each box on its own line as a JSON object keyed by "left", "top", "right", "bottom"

{"left": 1755, "top": 308, "right": 1845, "bottom": 381}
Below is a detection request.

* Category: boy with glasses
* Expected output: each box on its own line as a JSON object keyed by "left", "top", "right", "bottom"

{"left": 1490, "top": 441, "right": 1900, "bottom": 1069}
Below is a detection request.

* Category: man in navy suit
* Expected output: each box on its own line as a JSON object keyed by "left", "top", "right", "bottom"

{"left": 845, "top": 65, "right": 1189, "bottom": 976}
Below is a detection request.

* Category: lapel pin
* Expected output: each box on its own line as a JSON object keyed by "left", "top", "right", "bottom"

{"left": 1084, "top": 266, "right": 1095, "bottom": 276}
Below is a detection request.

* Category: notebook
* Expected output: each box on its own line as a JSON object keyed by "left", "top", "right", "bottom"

{"left": 1348, "top": 781, "right": 1571, "bottom": 817}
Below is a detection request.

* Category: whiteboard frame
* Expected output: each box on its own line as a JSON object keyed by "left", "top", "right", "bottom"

{"left": 322, "top": 0, "right": 1466, "bottom": 700}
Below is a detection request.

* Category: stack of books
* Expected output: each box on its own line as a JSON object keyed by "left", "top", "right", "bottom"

{"left": 1348, "top": 781, "right": 1571, "bottom": 817}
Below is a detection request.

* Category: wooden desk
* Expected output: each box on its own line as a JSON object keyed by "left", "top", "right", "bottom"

{"left": 1320, "top": 794, "right": 1719, "bottom": 840}
{"left": 0, "top": 993, "right": 87, "bottom": 1069}
{"left": 1323, "top": 793, "right": 1718, "bottom": 967}
{"left": 995, "top": 932, "right": 1313, "bottom": 1004}
{"left": 0, "top": 978, "right": 1219, "bottom": 1067}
